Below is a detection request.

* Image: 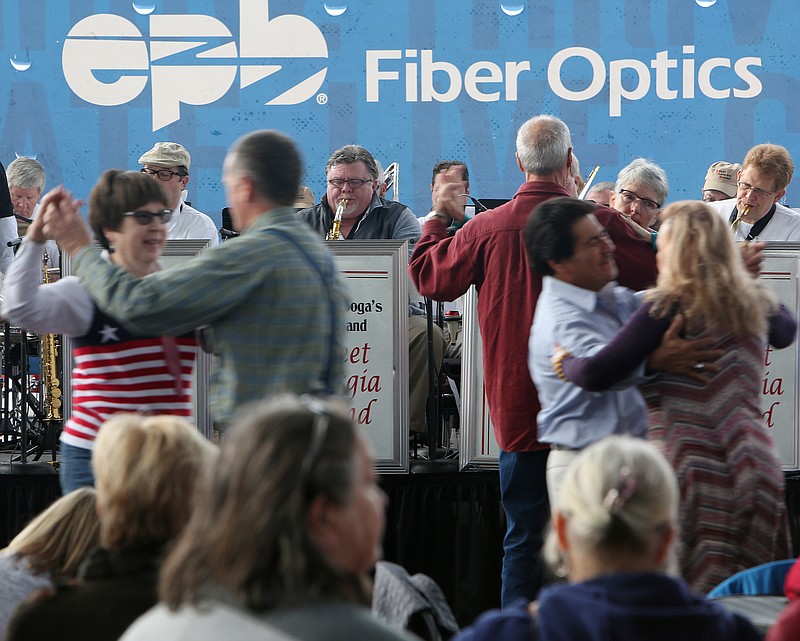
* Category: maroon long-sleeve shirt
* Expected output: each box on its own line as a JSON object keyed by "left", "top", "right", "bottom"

{"left": 408, "top": 180, "right": 657, "bottom": 451}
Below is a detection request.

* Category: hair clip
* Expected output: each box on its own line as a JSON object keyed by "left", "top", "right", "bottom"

{"left": 602, "top": 466, "right": 637, "bottom": 513}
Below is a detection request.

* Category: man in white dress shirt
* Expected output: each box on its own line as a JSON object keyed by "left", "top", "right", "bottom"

{"left": 706, "top": 144, "right": 800, "bottom": 241}
{"left": 138, "top": 142, "right": 219, "bottom": 245}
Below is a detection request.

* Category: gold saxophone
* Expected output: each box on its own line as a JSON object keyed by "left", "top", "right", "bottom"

{"left": 326, "top": 198, "right": 350, "bottom": 241}
{"left": 40, "top": 252, "right": 62, "bottom": 421}
{"left": 731, "top": 204, "right": 750, "bottom": 233}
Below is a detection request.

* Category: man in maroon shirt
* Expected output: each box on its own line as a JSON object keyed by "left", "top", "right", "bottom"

{"left": 408, "top": 115, "right": 658, "bottom": 606}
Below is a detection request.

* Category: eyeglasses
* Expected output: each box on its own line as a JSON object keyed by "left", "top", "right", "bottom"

{"left": 737, "top": 180, "right": 775, "bottom": 198}
{"left": 140, "top": 167, "right": 187, "bottom": 182}
{"left": 618, "top": 189, "right": 661, "bottom": 212}
{"left": 122, "top": 209, "right": 172, "bottom": 225}
{"left": 327, "top": 178, "right": 374, "bottom": 188}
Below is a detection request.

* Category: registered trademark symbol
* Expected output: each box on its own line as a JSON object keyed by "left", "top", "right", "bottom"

{"left": 316, "top": 93, "right": 328, "bottom": 105}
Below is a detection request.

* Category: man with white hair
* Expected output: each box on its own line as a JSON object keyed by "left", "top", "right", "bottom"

{"left": 6, "top": 156, "right": 58, "bottom": 271}
{"left": 586, "top": 181, "right": 614, "bottom": 207}
{"left": 7, "top": 157, "right": 45, "bottom": 225}
{"left": 138, "top": 142, "right": 219, "bottom": 245}
{"left": 409, "top": 114, "right": 659, "bottom": 607}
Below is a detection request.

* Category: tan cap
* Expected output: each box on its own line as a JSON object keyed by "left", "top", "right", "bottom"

{"left": 138, "top": 142, "right": 191, "bottom": 170}
{"left": 294, "top": 185, "right": 315, "bottom": 209}
{"left": 702, "top": 161, "right": 741, "bottom": 198}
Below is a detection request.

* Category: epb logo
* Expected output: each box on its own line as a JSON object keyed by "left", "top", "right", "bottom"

{"left": 62, "top": 0, "right": 328, "bottom": 130}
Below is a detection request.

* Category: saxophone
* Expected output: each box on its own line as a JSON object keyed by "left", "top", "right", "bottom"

{"left": 730, "top": 204, "right": 750, "bottom": 233}
{"left": 326, "top": 198, "right": 350, "bottom": 241}
{"left": 40, "top": 252, "right": 62, "bottom": 421}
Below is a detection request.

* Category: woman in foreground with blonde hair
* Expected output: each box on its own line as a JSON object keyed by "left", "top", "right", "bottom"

{"left": 552, "top": 200, "right": 796, "bottom": 592}
{"left": 454, "top": 436, "right": 761, "bottom": 640}
{"left": 0, "top": 487, "right": 99, "bottom": 635}
{"left": 5, "top": 414, "right": 216, "bottom": 641}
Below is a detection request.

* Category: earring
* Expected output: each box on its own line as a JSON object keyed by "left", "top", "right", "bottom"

{"left": 554, "top": 550, "right": 568, "bottom": 579}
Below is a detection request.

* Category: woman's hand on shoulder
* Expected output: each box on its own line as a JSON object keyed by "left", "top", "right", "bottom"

{"left": 739, "top": 241, "right": 765, "bottom": 277}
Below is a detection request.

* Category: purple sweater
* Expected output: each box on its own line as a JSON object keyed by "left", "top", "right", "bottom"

{"left": 562, "top": 301, "right": 797, "bottom": 391}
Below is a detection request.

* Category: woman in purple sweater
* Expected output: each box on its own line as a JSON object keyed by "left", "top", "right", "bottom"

{"left": 553, "top": 200, "right": 796, "bottom": 593}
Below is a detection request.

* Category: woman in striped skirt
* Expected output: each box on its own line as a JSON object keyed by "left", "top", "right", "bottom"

{"left": 553, "top": 200, "right": 796, "bottom": 592}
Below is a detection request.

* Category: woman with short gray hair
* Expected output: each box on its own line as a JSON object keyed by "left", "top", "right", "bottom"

{"left": 610, "top": 158, "right": 669, "bottom": 229}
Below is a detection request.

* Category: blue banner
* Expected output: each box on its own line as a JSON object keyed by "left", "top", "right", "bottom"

{"left": 1, "top": 0, "right": 798, "bottom": 224}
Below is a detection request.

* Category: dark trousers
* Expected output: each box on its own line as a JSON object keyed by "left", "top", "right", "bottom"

{"left": 498, "top": 448, "right": 550, "bottom": 607}
{"left": 59, "top": 442, "right": 95, "bottom": 494}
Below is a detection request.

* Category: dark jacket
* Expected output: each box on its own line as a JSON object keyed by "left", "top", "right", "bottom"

{"left": 298, "top": 194, "right": 419, "bottom": 244}
{"left": 5, "top": 545, "right": 163, "bottom": 641}
{"left": 453, "top": 572, "right": 761, "bottom": 641}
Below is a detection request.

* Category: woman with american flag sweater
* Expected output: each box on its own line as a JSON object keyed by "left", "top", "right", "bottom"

{"left": 3, "top": 170, "right": 197, "bottom": 493}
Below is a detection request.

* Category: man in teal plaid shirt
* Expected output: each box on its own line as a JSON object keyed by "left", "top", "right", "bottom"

{"left": 37, "top": 130, "right": 349, "bottom": 426}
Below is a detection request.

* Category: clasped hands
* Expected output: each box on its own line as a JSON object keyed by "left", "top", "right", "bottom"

{"left": 646, "top": 314, "right": 723, "bottom": 383}
{"left": 431, "top": 180, "right": 468, "bottom": 225}
{"left": 28, "top": 186, "right": 92, "bottom": 256}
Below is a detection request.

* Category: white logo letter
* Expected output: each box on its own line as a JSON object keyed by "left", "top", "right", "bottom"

{"left": 420, "top": 50, "right": 462, "bottom": 102}
{"left": 149, "top": 14, "right": 238, "bottom": 130}
{"left": 239, "top": 0, "right": 328, "bottom": 105}
{"left": 548, "top": 47, "right": 606, "bottom": 102}
{"left": 366, "top": 50, "right": 401, "bottom": 102}
{"left": 608, "top": 58, "right": 651, "bottom": 117}
{"left": 62, "top": 15, "right": 148, "bottom": 106}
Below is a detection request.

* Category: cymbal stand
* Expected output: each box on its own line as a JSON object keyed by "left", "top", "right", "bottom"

{"left": 11, "top": 331, "right": 57, "bottom": 464}
{"left": 0, "top": 325, "right": 57, "bottom": 468}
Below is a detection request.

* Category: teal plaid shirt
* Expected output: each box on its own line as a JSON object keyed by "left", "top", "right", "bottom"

{"left": 72, "top": 207, "right": 349, "bottom": 422}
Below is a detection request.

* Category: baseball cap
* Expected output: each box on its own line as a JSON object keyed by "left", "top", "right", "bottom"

{"left": 702, "top": 161, "right": 741, "bottom": 198}
{"left": 294, "top": 185, "right": 315, "bottom": 209}
{"left": 138, "top": 142, "right": 191, "bottom": 170}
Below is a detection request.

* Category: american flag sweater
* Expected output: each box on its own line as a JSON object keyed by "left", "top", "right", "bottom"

{"left": 60, "top": 304, "right": 197, "bottom": 449}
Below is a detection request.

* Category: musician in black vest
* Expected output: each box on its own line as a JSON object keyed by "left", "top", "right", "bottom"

{"left": 298, "top": 145, "right": 446, "bottom": 435}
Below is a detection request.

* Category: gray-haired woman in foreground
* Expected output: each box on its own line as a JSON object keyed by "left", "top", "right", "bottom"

{"left": 453, "top": 436, "right": 761, "bottom": 641}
